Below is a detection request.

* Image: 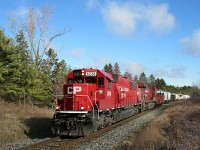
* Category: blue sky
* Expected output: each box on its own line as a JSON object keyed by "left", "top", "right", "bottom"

{"left": 1, "top": 0, "right": 200, "bottom": 87}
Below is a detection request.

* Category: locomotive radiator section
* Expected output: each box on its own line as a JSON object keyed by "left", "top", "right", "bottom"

{"left": 51, "top": 111, "right": 98, "bottom": 136}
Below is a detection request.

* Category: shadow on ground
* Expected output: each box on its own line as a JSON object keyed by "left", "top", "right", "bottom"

{"left": 23, "top": 117, "right": 54, "bottom": 139}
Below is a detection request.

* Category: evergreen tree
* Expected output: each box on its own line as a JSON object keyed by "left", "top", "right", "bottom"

{"left": 0, "top": 29, "right": 72, "bottom": 106}
{"left": 124, "top": 71, "right": 132, "bottom": 80}
{"left": 103, "top": 64, "right": 109, "bottom": 72}
{"left": 107, "top": 63, "right": 113, "bottom": 73}
{"left": 113, "top": 62, "right": 121, "bottom": 74}
{"left": 54, "top": 59, "right": 68, "bottom": 95}
{"left": 0, "top": 30, "right": 8, "bottom": 84}
{"left": 27, "top": 63, "right": 52, "bottom": 106}
{"left": 15, "top": 30, "right": 31, "bottom": 104}
{"left": 148, "top": 74, "right": 155, "bottom": 85}
{"left": 155, "top": 78, "right": 166, "bottom": 90}
{"left": 103, "top": 63, "right": 113, "bottom": 73}
{"left": 139, "top": 72, "right": 147, "bottom": 84}
{"left": 0, "top": 29, "right": 22, "bottom": 102}
{"left": 134, "top": 75, "right": 139, "bottom": 82}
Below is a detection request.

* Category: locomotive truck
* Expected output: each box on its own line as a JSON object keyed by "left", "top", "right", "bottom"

{"left": 51, "top": 68, "right": 164, "bottom": 136}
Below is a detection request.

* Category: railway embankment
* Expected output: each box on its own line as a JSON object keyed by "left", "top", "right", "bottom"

{"left": 0, "top": 101, "right": 53, "bottom": 149}
{"left": 117, "top": 99, "right": 200, "bottom": 150}
{"left": 72, "top": 104, "right": 169, "bottom": 150}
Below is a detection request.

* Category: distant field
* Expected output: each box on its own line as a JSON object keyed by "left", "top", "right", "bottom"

{"left": 119, "top": 99, "right": 200, "bottom": 150}
{"left": 0, "top": 101, "right": 53, "bottom": 148}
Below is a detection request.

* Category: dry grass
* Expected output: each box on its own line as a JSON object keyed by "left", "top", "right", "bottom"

{"left": 0, "top": 101, "right": 53, "bottom": 148}
{"left": 116, "top": 100, "right": 200, "bottom": 150}
{"left": 118, "top": 99, "right": 200, "bottom": 150}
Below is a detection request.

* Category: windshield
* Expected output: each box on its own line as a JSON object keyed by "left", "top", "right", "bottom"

{"left": 74, "top": 77, "right": 84, "bottom": 83}
{"left": 85, "top": 77, "right": 96, "bottom": 84}
{"left": 68, "top": 77, "right": 96, "bottom": 84}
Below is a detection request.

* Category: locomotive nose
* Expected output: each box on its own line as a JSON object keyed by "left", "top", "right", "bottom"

{"left": 67, "top": 85, "right": 82, "bottom": 95}
{"left": 65, "top": 84, "right": 91, "bottom": 111}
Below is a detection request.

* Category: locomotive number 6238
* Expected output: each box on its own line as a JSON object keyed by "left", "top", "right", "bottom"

{"left": 86, "top": 72, "right": 96, "bottom": 76}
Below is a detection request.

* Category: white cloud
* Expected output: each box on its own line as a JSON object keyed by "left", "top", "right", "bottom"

{"left": 99, "top": 1, "right": 176, "bottom": 37}
{"left": 179, "top": 29, "right": 200, "bottom": 56}
{"left": 145, "top": 4, "right": 176, "bottom": 33}
{"left": 102, "top": 2, "right": 141, "bottom": 37}
{"left": 86, "top": 0, "right": 100, "bottom": 10}
{"left": 122, "top": 61, "right": 144, "bottom": 75}
{"left": 9, "top": 6, "right": 29, "bottom": 18}
{"left": 168, "top": 66, "right": 185, "bottom": 78}
{"left": 95, "top": 57, "right": 110, "bottom": 66}
{"left": 153, "top": 65, "right": 186, "bottom": 78}
{"left": 10, "top": 6, "right": 43, "bottom": 21}
{"left": 69, "top": 49, "right": 85, "bottom": 58}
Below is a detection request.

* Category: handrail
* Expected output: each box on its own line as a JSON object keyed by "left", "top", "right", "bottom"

{"left": 94, "top": 91, "right": 100, "bottom": 119}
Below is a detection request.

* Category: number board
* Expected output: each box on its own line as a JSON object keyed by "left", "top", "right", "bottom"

{"left": 86, "top": 72, "right": 97, "bottom": 76}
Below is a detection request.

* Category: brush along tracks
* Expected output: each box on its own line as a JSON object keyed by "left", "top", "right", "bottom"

{"left": 20, "top": 103, "right": 171, "bottom": 150}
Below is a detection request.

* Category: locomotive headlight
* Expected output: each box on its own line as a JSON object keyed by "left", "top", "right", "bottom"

{"left": 56, "top": 105, "right": 61, "bottom": 111}
{"left": 81, "top": 106, "right": 85, "bottom": 110}
{"left": 81, "top": 70, "right": 85, "bottom": 76}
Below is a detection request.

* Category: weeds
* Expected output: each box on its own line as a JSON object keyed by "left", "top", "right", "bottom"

{"left": 0, "top": 101, "right": 53, "bottom": 148}
{"left": 119, "top": 99, "right": 200, "bottom": 150}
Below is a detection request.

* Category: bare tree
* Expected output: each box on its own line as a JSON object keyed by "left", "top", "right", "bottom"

{"left": 191, "top": 80, "right": 200, "bottom": 98}
{"left": 8, "top": 3, "right": 71, "bottom": 68}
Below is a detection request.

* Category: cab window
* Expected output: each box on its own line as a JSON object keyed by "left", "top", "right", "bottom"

{"left": 86, "top": 77, "right": 96, "bottom": 84}
{"left": 98, "top": 77, "right": 104, "bottom": 88}
{"left": 75, "top": 77, "right": 84, "bottom": 83}
{"left": 130, "top": 81, "right": 137, "bottom": 89}
{"left": 68, "top": 78, "right": 73, "bottom": 83}
{"left": 107, "top": 79, "right": 112, "bottom": 89}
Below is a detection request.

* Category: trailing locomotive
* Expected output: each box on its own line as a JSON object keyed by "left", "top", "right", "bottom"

{"left": 51, "top": 68, "right": 164, "bottom": 136}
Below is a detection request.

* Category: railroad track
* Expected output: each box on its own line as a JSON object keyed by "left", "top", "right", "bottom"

{"left": 19, "top": 136, "right": 73, "bottom": 150}
{"left": 20, "top": 103, "right": 171, "bottom": 150}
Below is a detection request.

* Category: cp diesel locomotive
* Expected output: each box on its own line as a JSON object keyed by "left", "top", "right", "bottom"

{"left": 51, "top": 68, "right": 173, "bottom": 136}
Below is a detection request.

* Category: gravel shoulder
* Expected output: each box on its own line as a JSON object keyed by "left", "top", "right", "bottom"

{"left": 72, "top": 104, "right": 169, "bottom": 150}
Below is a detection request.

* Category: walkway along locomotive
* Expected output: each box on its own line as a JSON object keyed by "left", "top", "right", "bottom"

{"left": 51, "top": 68, "right": 164, "bottom": 136}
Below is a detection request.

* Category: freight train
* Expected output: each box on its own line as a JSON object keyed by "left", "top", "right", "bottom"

{"left": 51, "top": 68, "right": 190, "bottom": 136}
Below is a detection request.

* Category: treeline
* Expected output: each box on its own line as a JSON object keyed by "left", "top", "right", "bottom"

{"left": 0, "top": 28, "right": 195, "bottom": 108}
{"left": 0, "top": 4, "right": 198, "bottom": 107}
{"left": 0, "top": 29, "right": 71, "bottom": 106}
{"left": 0, "top": 4, "right": 72, "bottom": 106}
{"left": 103, "top": 63, "right": 192, "bottom": 95}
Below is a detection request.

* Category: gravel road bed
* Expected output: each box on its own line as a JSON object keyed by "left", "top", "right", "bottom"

{"left": 1, "top": 138, "right": 51, "bottom": 150}
{"left": 73, "top": 105, "right": 168, "bottom": 150}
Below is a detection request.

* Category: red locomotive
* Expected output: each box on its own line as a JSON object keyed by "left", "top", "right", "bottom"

{"left": 51, "top": 68, "right": 164, "bottom": 136}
